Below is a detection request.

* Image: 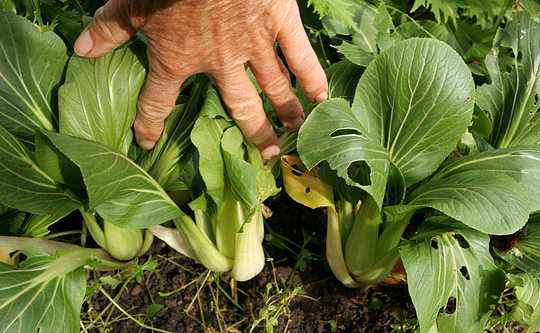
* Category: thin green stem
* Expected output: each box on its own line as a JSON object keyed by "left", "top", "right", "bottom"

{"left": 96, "top": 282, "right": 174, "bottom": 333}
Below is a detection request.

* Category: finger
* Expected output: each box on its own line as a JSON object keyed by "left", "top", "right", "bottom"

{"left": 248, "top": 51, "right": 305, "bottom": 131}
{"left": 277, "top": 3, "right": 328, "bottom": 103}
{"left": 133, "top": 54, "right": 188, "bottom": 150}
{"left": 74, "top": 0, "right": 136, "bottom": 58}
{"left": 211, "top": 67, "right": 280, "bottom": 159}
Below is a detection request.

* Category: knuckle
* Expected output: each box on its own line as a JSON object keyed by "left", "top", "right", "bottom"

{"left": 228, "top": 99, "right": 262, "bottom": 123}
{"left": 137, "top": 100, "right": 172, "bottom": 123}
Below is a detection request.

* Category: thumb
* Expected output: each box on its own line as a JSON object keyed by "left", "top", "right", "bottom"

{"left": 74, "top": 0, "right": 136, "bottom": 58}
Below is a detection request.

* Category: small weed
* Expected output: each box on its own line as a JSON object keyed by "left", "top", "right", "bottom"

{"left": 390, "top": 309, "right": 418, "bottom": 333}
{"left": 248, "top": 279, "right": 306, "bottom": 333}
{"left": 81, "top": 252, "right": 169, "bottom": 332}
{"left": 319, "top": 319, "right": 339, "bottom": 332}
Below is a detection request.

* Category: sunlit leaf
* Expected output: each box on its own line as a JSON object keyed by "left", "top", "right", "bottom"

{"left": 37, "top": 130, "right": 183, "bottom": 229}
{"left": 58, "top": 42, "right": 146, "bottom": 155}
{"left": 406, "top": 170, "right": 529, "bottom": 235}
{"left": 402, "top": 217, "right": 506, "bottom": 332}
{"left": 0, "top": 11, "right": 68, "bottom": 144}
{"left": 352, "top": 38, "right": 475, "bottom": 186}
{"left": 0, "top": 247, "right": 86, "bottom": 333}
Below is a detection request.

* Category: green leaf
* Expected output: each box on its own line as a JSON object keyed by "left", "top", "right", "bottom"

{"left": 477, "top": 12, "right": 540, "bottom": 148}
{"left": 326, "top": 59, "right": 364, "bottom": 101}
{"left": 0, "top": 10, "right": 68, "bottom": 143}
{"left": 446, "top": 20, "right": 496, "bottom": 67}
{"left": 141, "top": 75, "right": 211, "bottom": 186}
{"left": 298, "top": 98, "right": 391, "bottom": 208}
{"left": 505, "top": 273, "right": 540, "bottom": 330}
{"left": 191, "top": 116, "right": 230, "bottom": 204}
{"left": 0, "top": 247, "right": 86, "bottom": 333}
{"left": 38, "top": 130, "right": 183, "bottom": 229}
{"left": 146, "top": 303, "right": 165, "bottom": 317}
{"left": 59, "top": 42, "right": 147, "bottom": 155}
{"left": 406, "top": 170, "right": 530, "bottom": 235}
{"left": 495, "top": 214, "right": 540, "bottom": 279}
{"left": 35, "top": 129, "right": 85, "bottom": 188}
{"left": 401, "top": 217, "right": 506, "bottom": 332}
{"left": 410, "top": 0, "right": 461, "bottom": 23}
{"left": 335, "top": 41, "right": 375, "bottom": 67}
{"left": 322, "top": 0, "right": 378, "bottom": 54}
{"left": 309, "top": 0, "right": 357, "bottom": 31}
{"left": 352, "top": 38, "right": 475, "bottom": 186}
{"left": 0, "top": 124, "right": 80, "bottom": 215}
{"left": 221, "top": 127, "right": 260, "bottom": 211}
{"left": 378, "top": 20, "right": 456, "bottom": 52}
{"left": 431, "top": 146, "right": 540, "bottom": 211}
{"left": 0, "top": 209, "right": 24, "bottom": 235}
{"left": 19, "top": 213, "right": 67, "bottom": 238}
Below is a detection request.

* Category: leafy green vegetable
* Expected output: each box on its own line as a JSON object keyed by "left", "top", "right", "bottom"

{"left": 0, "top": 10, "right": 68, "bottom": 144}
{"left": 292, "top": 22, "right": 538, "bottom": 331}
{"left": 59, "top": 42, "right": 147, "bottom": 155}
{"left": 0, "top": 124, "right": 81, "bottom": 215}
{"left": 402, "top": 217, "right": 506, "bottom": 332}
{"left": 165, "top": 86, "right": 279, "bottom": 281}
{"left": 477, "top": 12, "right": 540, "bottom": 148}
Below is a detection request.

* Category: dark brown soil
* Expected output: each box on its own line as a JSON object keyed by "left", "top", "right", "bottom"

{"left": 83, "top": 191, "right": 414, "bottom": 332}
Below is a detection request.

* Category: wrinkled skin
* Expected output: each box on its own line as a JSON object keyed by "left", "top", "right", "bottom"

{"left": 74, "top": 0, "right": 328, "bottom": 158}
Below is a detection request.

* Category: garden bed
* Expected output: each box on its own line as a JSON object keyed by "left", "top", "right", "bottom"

{"left": 83, "top": 192, "right": 414, "bottom": 332}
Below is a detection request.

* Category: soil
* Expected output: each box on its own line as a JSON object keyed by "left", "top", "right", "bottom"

{"left": 84, "top": 190, "right": 415, "bottom": 333}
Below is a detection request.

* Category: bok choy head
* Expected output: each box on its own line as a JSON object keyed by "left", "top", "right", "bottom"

{"left": 170, "top": 86, "right": 280, "bottom": 282}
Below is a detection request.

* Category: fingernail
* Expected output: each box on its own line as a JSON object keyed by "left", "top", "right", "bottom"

{"left": 138, "top": 140, "right": 156, "bottom": 150}
{"left": 284, "top": 116, "right": 305, "bottom": 131}
{"left": 74, "top": 28, "right": 93, "bottom": 56}
{"left": 314, "top": 91, "right": 328, "bottom": 103}
{"left": 261, "top": 145, "right": 280, "bottom": 159}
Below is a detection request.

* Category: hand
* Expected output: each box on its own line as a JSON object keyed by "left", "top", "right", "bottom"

{"left": 74, "top": 0, "right": 328, "bottom": 158}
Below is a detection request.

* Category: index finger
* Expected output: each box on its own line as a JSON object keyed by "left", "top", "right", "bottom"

{"left": 277, "top": 3, "right": 328, "bottom": 103}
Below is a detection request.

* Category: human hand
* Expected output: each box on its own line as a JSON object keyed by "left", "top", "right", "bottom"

{"left": 74, "top": 0, "right": 328, "bottom": 158}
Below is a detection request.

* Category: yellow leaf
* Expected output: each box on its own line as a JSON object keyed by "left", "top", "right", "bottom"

{"left": 281, "top": 155, "right": 335, "bottom": 211}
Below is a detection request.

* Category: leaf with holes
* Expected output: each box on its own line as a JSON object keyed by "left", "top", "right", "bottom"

{"left": 352, "top": 38, "right": 475, "bottom": 186}
{"left": 476, "top": 11, "right": 540, "bottom": 148}
{"left": 401, "top": 216, "right": 506, "bottom": 332}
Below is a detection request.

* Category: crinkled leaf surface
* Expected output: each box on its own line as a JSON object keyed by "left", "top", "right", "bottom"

{"left": 298, "top": 98, "right": 390, "bottom": 208}
{"left": 401, "top": 217, "right": 506, "bottom": 332}
{"left": 406, "top": 170, "right": 529, "bottom": 235}
{"left": 477, "top": 12, "right": 540, "bottom": 148}
{"left": 495, "top": 214, "right": 540, "bottom": 279}
{"left": 38, "top": 130, "right": 183, "bottom": 228}
{"left": 0, "top": 124, "right": 80, "bottom": 215}
{"left": 431, "top": 146, "right": 540, "bottom": 211}
{"left": 59, "top": 42, "right": 146, "bottom": 155}
{"left": 0, "top": 11, "right": 68, "bottom": 142}
{"left": 352, "top": 38, "right": 475, "bottom": 186}
{"left": 0, "top": 247, "right": 86, "bottom": 333}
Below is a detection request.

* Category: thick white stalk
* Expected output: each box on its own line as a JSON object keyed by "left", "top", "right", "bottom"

{"left": 326, "top": 208, "right": 362, "bottom": 288}
{"left": 230, "top": 210, "right": 265, "bottom": 281}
